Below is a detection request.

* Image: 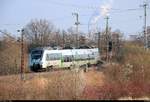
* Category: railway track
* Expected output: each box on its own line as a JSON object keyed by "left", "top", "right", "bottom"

{"left": 25, "top": 64, "right": 99, "bottom": 74}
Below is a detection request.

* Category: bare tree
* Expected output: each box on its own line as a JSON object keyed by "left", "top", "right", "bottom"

{"left": 51, "top": 29, "right": 62, "bottom": 47}
{"left": 67, "top": 27, "right": 76, "bottom": 47}
{"left": 24, "top": 19, "right": 55, "bottom": 49}
{"left": 66, "top": 27, "right": 87, "bottom": 48}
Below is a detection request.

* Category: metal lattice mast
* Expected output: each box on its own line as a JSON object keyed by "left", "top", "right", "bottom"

{"left": 105, "top": 16, "right": 109, "bottom": 62}
{"left": 72, "top": 13, "right": 80, "bottom": 48}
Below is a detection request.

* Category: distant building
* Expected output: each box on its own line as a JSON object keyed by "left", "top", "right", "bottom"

{"left": 129, "top": 35, "right": 139, "bottom": 41}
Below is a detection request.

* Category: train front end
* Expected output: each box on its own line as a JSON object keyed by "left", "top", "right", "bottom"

{"left": 29, "top": 49, "right": 44, "bottom": 71}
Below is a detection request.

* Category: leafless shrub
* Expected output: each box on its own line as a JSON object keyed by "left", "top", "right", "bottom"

{"left": 100, "top": 43, "right": 150, "bottom": 99}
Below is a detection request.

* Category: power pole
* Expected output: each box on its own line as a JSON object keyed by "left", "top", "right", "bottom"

{"left": 97, "top": 32, "right": 101, "bottom": 56}
{"left": 72, "top": 13, "right": 80, "bottom": 48}
{"left": 62, "top": 31, "right": 65, "bottom": 48}
{"left": 21, "top": 29, "right": 24, "bottom": 80}
{"left": 141, "top": 2, "right": 148, "bottom": 50}
{"left": 105, "top": 16, "right": 109, "bottom": 62}
{"left": 17, "top": 29, "right": 24, "bottom": 80}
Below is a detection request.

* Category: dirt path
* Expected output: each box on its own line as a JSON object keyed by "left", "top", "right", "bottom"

{"left": 81, "top": 68, "right": 105, "bottom": 100}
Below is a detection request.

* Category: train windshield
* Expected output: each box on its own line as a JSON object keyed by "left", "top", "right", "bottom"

{"left": 32, "top": 54, "right": 42, "bottom": 60}
{"left": 31, "top": 50, "right": 43, "bottom": 60}
{"left": 31, "top": 50, "right": 43, "bottom": 55}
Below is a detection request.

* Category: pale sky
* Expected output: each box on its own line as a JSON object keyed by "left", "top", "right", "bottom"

{"left": 0, "top": 0, "right": 150, "bottom": 39}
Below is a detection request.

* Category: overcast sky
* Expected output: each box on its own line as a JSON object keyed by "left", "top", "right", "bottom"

{"left": 0, "top": 0, "right": 150, "bottom": 39}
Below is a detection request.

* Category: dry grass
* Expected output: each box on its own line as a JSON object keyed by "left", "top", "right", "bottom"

{"left": 0, "top": 69, "right": 85, "bottom": 100}
{"left": 80, "top": 69, "right": 105, "bottom": 100}
{"left": 99, "top": 43, "right": 150, "bottom": 99}
{"left": 83, "top": 70, "right": 104, "bottom": 87}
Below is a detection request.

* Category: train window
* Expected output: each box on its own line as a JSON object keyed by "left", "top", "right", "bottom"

{"left": 46, "top": 54, "right": 50, "bottom": 61}
{"left": 74, "top": 54, "right": 80, "bottom": 61}
{"left": 63, "top": 55, "right": 73, "bottom": 62}
{"left": 80, "top": 54, "right": 87, "bottom": 61}
{"left": 32, "top": 54, "right": 42, "bottom": 60}
{"left": 31, "top": 50, "right": 43, "bottom": 55}
{"left": 46, "top": 53, "right": 61, "bottom": 61}
{"left": 87, "top": 54, "right": 95, "bottom": 60}
{"left": 74, "top": 54, "right": 88, "bottom": 61}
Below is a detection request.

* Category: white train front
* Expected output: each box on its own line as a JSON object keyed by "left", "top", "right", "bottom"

{"left": 29, "top": 47, "right": 100, "bottom": 71}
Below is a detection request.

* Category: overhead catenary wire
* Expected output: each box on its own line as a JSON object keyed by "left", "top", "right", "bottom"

{"left": 1, "top": 1, "right": 150, "bottom": 39}
{"left": 49, "top": 0, "right": 99, "bottom": 10}
{"left": 0, "top": 30, "right": 17, "bottom": 40}
{"left": 0, "top": 7, "right": 149, "bottom": 27}
{"left": 49, "top": 0, "right": 150, "bottom": 12}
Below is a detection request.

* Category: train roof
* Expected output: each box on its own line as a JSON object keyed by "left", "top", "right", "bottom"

{"left": 31, "top": 46, "right": 97, "bottom": 51}
{"left": 31, "top": 45, "right": 96, "bottom": 51}
{"left": 31, "top": 47, "right": 53, "bottom": 51}
{"left": 44, "top": 48, "right": 99, "bottom": 56}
